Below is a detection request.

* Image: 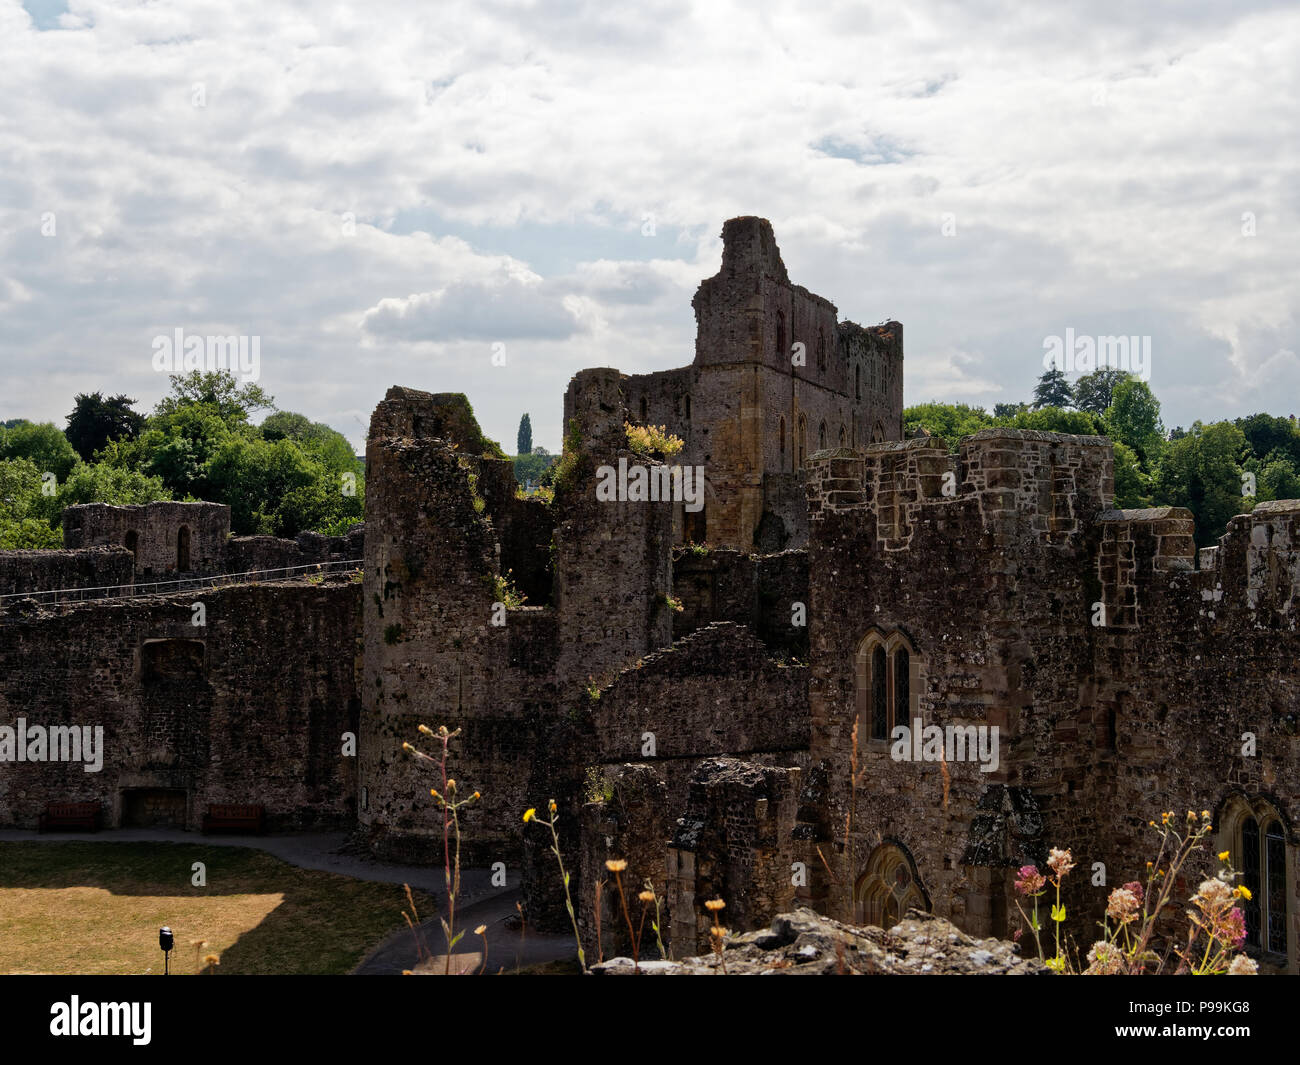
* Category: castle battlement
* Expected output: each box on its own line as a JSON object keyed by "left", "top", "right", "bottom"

{"left": 806, "top": 429, "right": 1114, "bottom": 549}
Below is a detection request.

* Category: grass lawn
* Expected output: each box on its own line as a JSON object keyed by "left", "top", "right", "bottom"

{"left": 0, "top": 841, "right": 433, "bottom": 975}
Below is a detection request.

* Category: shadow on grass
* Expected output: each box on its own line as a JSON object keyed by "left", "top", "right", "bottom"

{"left": 0, "top": 840, "right": 433, "bottom": 975}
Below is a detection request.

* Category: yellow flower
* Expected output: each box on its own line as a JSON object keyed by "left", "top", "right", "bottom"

{"left": 402, "top": 742, "right": 415, "bottom": 753}
{"left": 606, "top": 859, "right": 628, "bottom": 873}
{"left": 446, "top": 779, "right": 457, "bottom": 792}
{"left": 638, "top": 890, "right": 655, "bottom": 904}
{"left": 548, "top": 798, "right": 557, "bottom": 813}
{"left": 429, "top": 788, "right": 441, "bottom": 800}
{"left": 418, "top": 724, "right": 434, "bottom": 736}
{"left": 203, "top": 954, "right": 220, "bottom": 967}
{"left": 1202, "top": 810, "right": 1212, "bottom": 821}
{"left": 704, "top": 898, "right": 726, "bottom": 912}
{"left": 474, "top": 924, "right": 487, "bottom": 935}
{"left": 523, "top": 808, "right": 536, "bottom": 823}
{"left": 1218, "top": 850, "right": 1231, "bottom": 862}
{"left": 1235, "top": 885, "right": 1252, "bottom": 901}
{"left": 1161, "top": 812, "right": 1171, "bottom": 826}
{"left": 472, "top": 791, "right": 481, "bottom": 800}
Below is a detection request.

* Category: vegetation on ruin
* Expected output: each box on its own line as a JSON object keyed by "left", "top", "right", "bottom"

{"left": 492, "top": 569, "right": 527, "bottom": 608}
{"left": 904, "top": 369, "right": 1300, "bottom": 547}
{"left": 0, "top": 841, "right": 433, "bottom": 975}
{"left": 624, "top": 421, "right": 684, "bottom": 459}
{"left": 1012, "top": 811, "right": 1257, "bottom": 975}
{"left": 547, "top": 418, "right": 585, "bottom": 497}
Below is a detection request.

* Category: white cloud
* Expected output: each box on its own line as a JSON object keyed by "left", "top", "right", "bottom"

{"left": 0, "top": 0, "right": 1297, "bottom": 453}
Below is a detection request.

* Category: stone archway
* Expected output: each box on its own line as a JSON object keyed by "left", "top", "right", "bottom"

{"left": 854, "top": 842, "right": 929, "bottom": 929}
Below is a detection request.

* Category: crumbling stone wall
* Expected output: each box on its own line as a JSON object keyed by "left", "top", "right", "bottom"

{"left": 63, "top": 502, "right": 231, "bottom": 578}
{"left": 360, "top": 387, "right": 552, "bottom": 866}
{"left": 671, "top": 549, "right": 809, "bottom": 656}
{"left": 0, "top": 579, "right": 360, "bottom": 830}
{"left": 800, "top": 430, "right": 1300, "bottom": 973}
{"left": 667, "top": 758, "right": 803, "bottom": 955}
{"left": 0, "top": 547, "right": 134, "bottom": 599}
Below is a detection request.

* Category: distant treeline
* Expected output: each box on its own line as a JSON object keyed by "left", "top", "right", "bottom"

{"left": 0, "top": 372, "right": 363, "bottom": 549}
{"left": 906, "top": 367, "right": 1300, "bottom": 547}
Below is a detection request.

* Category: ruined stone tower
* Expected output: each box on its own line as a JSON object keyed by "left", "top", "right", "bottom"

{"left": 619, "top": 216, "right": 904, "bottom": 553}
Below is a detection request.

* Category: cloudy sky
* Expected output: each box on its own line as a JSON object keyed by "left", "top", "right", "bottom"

{"left": 3, "top": 0, "right": 1297, "bottom": 453}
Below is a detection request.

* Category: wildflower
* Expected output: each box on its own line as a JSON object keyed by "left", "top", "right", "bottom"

{"left": 1084, "top": 941, "right": 1125, "bottom": 975}
{"left": 429, "top": 788, "right": 441, "bottom": 801}
{"left": 1194, "top": 878, "right": 1233, "bottom": 910}
{"left": 704, "top": 898, "right": 726, "bottom": 912}
{"left": 549, "top": 798, "right": 557, "bottom": 813}
{"left": 1218, "top": 851, "right": 1231, "bottom": 862}
{"left": 1047, "top": 848, "right": 1076, "bottom": 878}
{"left": 402, "top": 742, "right": 415, "bottom": 753}
{"left": 474, "top": 925, "right": 487, "bottom": 936}
{"left": 1227, "top": 954, "right": 1258, "bottom": 975}
{"left": 1201, "top": 810, "right": 1212, "bottom": 821}
{"left": 1106, "top": 886, "right": 1141, "bottom": 924}
{"left": 1014, "top": 865, "right": 1046, "bottom": 896}
{"left": 638, "top": 890, "right": 655, "bottom": 903}
{"left": 523, "top": 808, "right": 536, "bottom": 823}
{"left": 472, "top": 791, "right": 481, "bottom": 800}
{"left": 1234, "top": 884, "right": 1252, "bottom": 901}
{"left": 1161, "top": 812, "right": 1171, "bottom": 826}
{"left": 1224, "top": 906, "right": 1247, "bottom": 949}
{"left": 606, "top": 858, "right": 628, "bottom": 873}
{"left": 446, "top": 779, "right": 457, "bottom": 792}
{"left": 203, "top": 954, "right": 220, "bottom": 967}
{"left": 418, "top": 724, "right": 435, "bottom": 736}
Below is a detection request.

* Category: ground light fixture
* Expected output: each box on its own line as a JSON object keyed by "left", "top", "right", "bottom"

{"left": 159, "top": 926, "right": 173, "bottom": 975}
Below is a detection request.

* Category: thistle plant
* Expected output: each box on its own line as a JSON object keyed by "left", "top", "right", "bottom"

{"left": 403, "top": 724, "right": 481, "bottom": 975}
{"left": 524, "top": 799, "right": 588, "bottom": 973}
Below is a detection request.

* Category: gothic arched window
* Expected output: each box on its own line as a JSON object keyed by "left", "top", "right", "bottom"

{"left": 855, "top": 843, "right": 929, "bottom": 928}
{"left": 856, "top": 631, "right": 920, "bottom": 742}
{"left": 1219, "top": 796, "right": 1292, "bottom": 966}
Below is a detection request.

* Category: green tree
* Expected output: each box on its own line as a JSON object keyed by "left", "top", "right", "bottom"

{"left": 1112, "top": 441, "right": 1151, "bottom": 509}
{"left": 64, "top": 393, "right": 145, "bottom": 461}
{"left": 260, "top": 411, "right": 360, "bottom": 475}
{"left": 993, "top": 402, "right": 1029, "bottom": 419}
{"left": 1104, "top": 378, "right": 1164, "bottom": 465}
{"left": 154, "top": 371, "right": 275, "bottom": 425}
{"left": 0, "top": 458, "right": 62, "bottom": 548}
{"left": 1008, "top": 407, "right": 1103, "bottom": 435}
{"left": 1033, "top": 368, "right": 1074, "bottom": 409}
{"left": 1235, "top": 413, "right": 1300, "bottom": 468}
{"left": 902, "top": 402, "right": 995, "bottom": 445}
{"left": 1153, "top": 421, "right": 1246, "bottom": 547}
{"left": 517, "top": 413, "right": 533, "bottom": 455}
{"left": 0, "top": 421, "right": 79, "bottom": 481}
{"left": 1073, "top": 369, "right": 1131, "bottom": 414}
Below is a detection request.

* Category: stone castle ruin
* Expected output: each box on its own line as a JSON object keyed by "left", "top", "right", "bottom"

{"left": 1, "top": 218, "right": 1296, "bottom": 973}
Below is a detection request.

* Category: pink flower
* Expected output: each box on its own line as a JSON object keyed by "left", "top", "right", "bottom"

{"left": 1122, "top": 881, "right": 1144, "bottom": 903}
{"left": 1224, "top": 907, "right": 1246, "bottom": 949}
{"left": 1015, "top": 865, "right": 1047, "bottom": 896}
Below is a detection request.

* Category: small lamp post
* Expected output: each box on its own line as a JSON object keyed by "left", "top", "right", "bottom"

{"left": 159, "top": 926, "right": 174, "bottom": 975}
